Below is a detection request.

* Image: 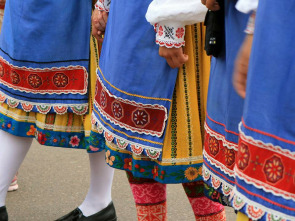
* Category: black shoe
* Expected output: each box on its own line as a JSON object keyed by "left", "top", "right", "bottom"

{"left": 0, "top": 206, "right": 8, "bottom": 221}
{"left": 55, "top": 202, "right": 117, "bottom": 221}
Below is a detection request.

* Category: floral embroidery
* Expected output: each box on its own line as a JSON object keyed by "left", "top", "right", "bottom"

{"left": 184, "top": 167, "right": 200, "bottom": 181}
{"left": 49, "top": 136, "right": 60, "bottom": 145}
{"left": 158, "top": 26, "right": 164, "bottom": 36}
{"left": 263, "top": 156, "right": 284, "bottom": 184}
{"left": 89, "top": 145, "right": 99, "bottom": 152}
{"left": 0, "top": 63, "right": 4, "bottom": 77}
{"left": 69, "top": 135, "right": 80, "bottom": 147}
{"left": 11, "top": 71, "right": 20, "bottom": 85}
{"left": 237, "top": 142, "right": 250, "bottom": 170}
{"left": 175, "top": 28, "right": 185, "bottom": 39}
{"left": 123, "top": 158, "right": 132, "bottom": 171}
{"left": 53, "top": 73, "right": 69, "bottom": 88}
{"left": 152, "top": 166, "right": 159, "bottom": 179}
{"left": 37, "top": 131, "right": 47, "bottom": 145}
{"left": 94, "top": 75, "right": 168, "bottom": 137}
{"left": 106, "top": 150, "right": 115, "bottom": 166}
{"left": 209, "top": 136, "right": 220, "bottom": 156}
{"left": 224, "top": 148, "right": 235, "bottom": 166}
{"left": 111, "top": 101, "right": 124, "bottom": 119}
{"left": 28, "top": 74, "right": 43, "bottom": 88}
{"left": 132, "top": 108, "right": 150, "bottom": 128}
{"left": 26, "top": 125, "right": 36, "bottom": 136}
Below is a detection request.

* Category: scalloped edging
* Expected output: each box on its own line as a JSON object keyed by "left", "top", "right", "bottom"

{"left": 230, "top": 188, "right": 294, "bottom": 221}
{"left": 0, "top": 91, "right": 88, "bottom": 115}
{"left": 203, "top": 164, "right": 234, "bottom": 197}
{"left": 91, "top": 113, "right": 162, "bottom": 160}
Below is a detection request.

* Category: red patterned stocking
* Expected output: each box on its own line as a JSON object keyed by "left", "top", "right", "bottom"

{"left": 182, "top": 181, "right": 226, "bottom": 221}
{"left": 127, "top": 172, "right": 167, "bottom": 221}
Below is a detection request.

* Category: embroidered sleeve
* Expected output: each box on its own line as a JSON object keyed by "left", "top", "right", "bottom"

{"left": 95, "top": 0, "right": 111, "bottom": 12}
{"left": 236, "top": 0, "right": 259, "bottom": 14}
{"left": 155, "top": 22, "right": 185, "bottom": 48}
{"left": 245, "top": 12, "right": 256, "bottom": 34}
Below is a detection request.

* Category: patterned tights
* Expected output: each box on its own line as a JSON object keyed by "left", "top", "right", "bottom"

{"left": 127, "top": 172, "right": 226, "bottom": 221}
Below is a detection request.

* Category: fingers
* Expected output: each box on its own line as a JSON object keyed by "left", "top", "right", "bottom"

{"left": 159, "top": 47, "right": 189, "bottom": 69}
{"left": 201, "top": 0, "right": 206, "bottom": 5}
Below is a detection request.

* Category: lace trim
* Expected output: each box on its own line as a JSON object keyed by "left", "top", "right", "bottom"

{"left": 94, "top": 72, "right": 168, "bottom": 137}
{"left": 205, "top": 123, "right": 238, "bottom": 151}
{"left": 91, "top": 113, "right": 162, "bottom": 160}
{"left": 240, "top": 124, "right": 295, "bottom": 159}
{"left": 161, "top": 155, "right": 203, "bottom": 164}
{"left": 0, "top": 57, "right": 88, "bottom": 95}
{"left": 155, "top": 24, "right": 185, "bottom": 48}
{"left": 203, "top": 164, "right": 234, "bottom": 197}
{"left": 0, "top": 91, "right": 88, "bottom": 115}
{"left": 95, "top": 0, "right": 111, "bottom": 12}
{"left": 203, "top": 150, "right": 235, "bottom": 178}
{"left": 231, "top": 188, "right": 295, "bottom": 221}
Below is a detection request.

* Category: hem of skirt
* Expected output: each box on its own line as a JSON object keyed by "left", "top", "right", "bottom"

{"left": 102, "top": 141, "right": 203, "bottom": 184}
{"left": 91, "top": 114, "right": 162, "bottom": 160}
{"left": 0, "top": 90, "right": 89, "bottom": 115}
{"left": 230, "top": 188, "right": 295, "bottom": 221}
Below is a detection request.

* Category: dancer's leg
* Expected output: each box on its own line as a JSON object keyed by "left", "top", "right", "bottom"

{"left": 0, "top": 130, "right": 33, "bottom": 207}
{"left": 127, "top": 172, "right": 167, "bottom": 221}
{"left": 79, "top": 151, "right": 114, "bottom": 216}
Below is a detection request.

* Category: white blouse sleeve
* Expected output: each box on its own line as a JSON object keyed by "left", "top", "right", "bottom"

{"left": 95, "top": 0, "right": 111, "bottom": 12}
{"left": 236, "top": 0, "right": 258, "bottom": 13}
{"left": 146, "top": 0, "right": 207, "bottom": 48}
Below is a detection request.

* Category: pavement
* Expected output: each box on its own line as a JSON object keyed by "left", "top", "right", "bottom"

{"left": 6, "top": 141, "right": 237, "bottom": 221}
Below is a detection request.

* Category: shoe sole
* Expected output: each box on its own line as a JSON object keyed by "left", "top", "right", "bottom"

{"left": 8, "top": 184, "right": 18, "bottom": 192}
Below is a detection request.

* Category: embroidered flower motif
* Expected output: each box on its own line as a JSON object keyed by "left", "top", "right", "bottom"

{"left": 112, "top": 101, "right": 124, "bottom": 119}
{"left": 208, "top": 137, "right": 220, "bottom": 156}
{"left": 53, "top": 73, "right": 69, "bottom": 88}
{"left": 37, "top": 132, "right": 47, "bottom": 145}
{"left": 132, "top": 108, "right": 150, "bottom": 128}
{"left": 100, "top": 90, "right": 107, "bottom": 108}
{"left": 184, "top": 167, "right": 199, "bottom": 181}
{"left": 152, "top": 166, "right": 159, "bottom": 179}
{"left": 175, "top": 28, "right": 185, "bottom": 39}
{"left": 69, "top": 135, "right": 80, "bottom": 147}
{"left": 159, "top": 170, "right": 165, "bottom": 180}
{"left": 158, "top": 26, "right": 164, "bottom": 37}
{"left": 28, "top": 74, "right": 42, "bottom": 88}
{"left": 237, "top": 142, "right": 250, "bottom": 170}
{"left": 224, "top": 148, "right": 235, "bottom": 166}
{"left": 26, "top": 125, "right": 36, "bottom": 136}
{"left": 49, "top": 137, "right": 60, "bottom": 145}
{"left": 11, "top": 71, "right": 20, "bottom": 85}
{"left": 263, "top": 155, "right": 284, "bottom": 184}
{"left": 123, "top": 158, "right": 132, "bottom": 171}
{"left": 0, "top": 63, "right": 4, "bottom": 77}
{"left": 106, "top": 150, "right": 115, "bottom": 166}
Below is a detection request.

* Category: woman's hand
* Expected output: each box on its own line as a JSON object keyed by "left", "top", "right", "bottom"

{"left": 92, "top": 9, "right": 108, "bottom": 43}
{"left": 233, "top": 34, "right": 254, "bottom": 98}
{"left": 159, "top": 47, "right": 189, "bottom": 69}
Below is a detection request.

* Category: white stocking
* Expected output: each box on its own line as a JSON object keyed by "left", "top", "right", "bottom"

{"left": 79, "top": 151, "right": 114, "bottom": 217}
{"left": 0, "top": 130, "right": 33, "bottom": 207}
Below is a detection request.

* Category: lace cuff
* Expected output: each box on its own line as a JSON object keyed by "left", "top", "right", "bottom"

{"left": 155, "top": 22, "right": 185, "bottom": 48}
{"left": 95, "top": 0, "right": 111, "bottom": 12}
{"left": 245, "top": 12, "right": 256, "bottom": 34}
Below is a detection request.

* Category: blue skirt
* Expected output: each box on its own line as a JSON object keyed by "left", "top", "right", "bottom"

{"left": 202, "top": 0, "right": 249, "bottom": 204}
{"left": 232, "top": 0, "right": 295, "bottom": 220}
{"left": 91, "top": 0, "right": 178, "bottom": 160}
{"left": 0, "top": 0, "right": 92, "bottom": 115}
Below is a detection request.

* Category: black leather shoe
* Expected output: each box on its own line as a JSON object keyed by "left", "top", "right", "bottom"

{"left": 0, "top": 206, "right": 8, "bottom": 221}
{"left": 56, "top": 202, "right": 117, "bottom": 221}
